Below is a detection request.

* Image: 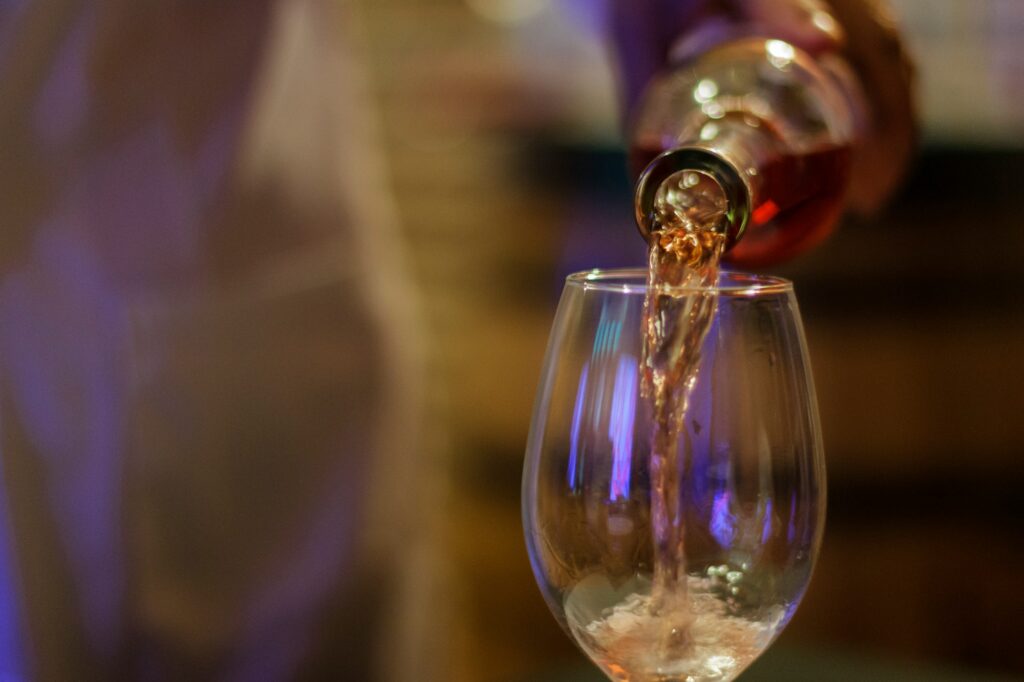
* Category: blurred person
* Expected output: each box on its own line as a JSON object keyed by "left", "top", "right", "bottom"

{"left": 0, "top": 0, "right": 443, "bottom": 679}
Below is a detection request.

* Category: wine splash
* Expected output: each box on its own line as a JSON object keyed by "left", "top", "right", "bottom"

{"left": 567, "top": 578, "right": 778, "bottom": 682}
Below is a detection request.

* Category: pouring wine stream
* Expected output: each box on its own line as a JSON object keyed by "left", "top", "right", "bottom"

{"left": 641, "top": 170, "right": 729, "bottom": 658}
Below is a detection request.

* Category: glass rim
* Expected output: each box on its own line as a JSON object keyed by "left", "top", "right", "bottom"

{"left": 565, "top": 268, "right": 794, "bottom": 296}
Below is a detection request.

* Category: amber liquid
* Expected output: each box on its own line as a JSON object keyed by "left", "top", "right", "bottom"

{"left": 636, "top": 199, "right": 727, "bottom": 671}
{"left": 630, "top": 143, "right": 851, "bottom": 267}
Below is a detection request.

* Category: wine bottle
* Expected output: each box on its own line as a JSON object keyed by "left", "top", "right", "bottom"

{"left": 632, "top": 24, "right": 914, "bottom": 267}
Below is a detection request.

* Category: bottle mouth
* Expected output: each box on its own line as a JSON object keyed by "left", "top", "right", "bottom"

{"left": 634, "top": 148, "right": 752, "bottom": 250}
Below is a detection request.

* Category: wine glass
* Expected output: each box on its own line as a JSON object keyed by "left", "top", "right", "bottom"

{"left": 522, "top": 268, "right": 825, "bottom": 682}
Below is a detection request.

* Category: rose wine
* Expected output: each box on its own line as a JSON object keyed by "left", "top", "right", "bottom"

{"left": 642, "top": 204, "right": 724, "bottom": 617}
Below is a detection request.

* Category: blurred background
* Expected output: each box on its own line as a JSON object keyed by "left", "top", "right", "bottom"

{"left": 354, "top": 0, "right": 1024, "bottom": 679}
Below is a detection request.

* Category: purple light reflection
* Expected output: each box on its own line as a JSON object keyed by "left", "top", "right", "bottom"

{"left": 787, "top": 489, "right": 799, "bottom": 545}
{"left": 0, "top": 474, "right": 26, "bottom": 679}
{"left": 567, "top": 363, "right": 590, "bottom": 491}
{"left": 607, "top": 355, "right": 637, "bottom": 502}
{"left": 710, "top": 490, "right": 736, "bottom": 549}
{"left": 760, "top": 498, "right": 774, "bottom": 545}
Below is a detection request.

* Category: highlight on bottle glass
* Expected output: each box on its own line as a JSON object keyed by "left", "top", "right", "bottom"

{"left": 522, "top": 268, "right": 825, "bottom": 682}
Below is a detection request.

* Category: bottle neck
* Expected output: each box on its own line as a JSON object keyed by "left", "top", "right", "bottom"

{"left": 634, "top": 118, "right": 777, "bottom": 249}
